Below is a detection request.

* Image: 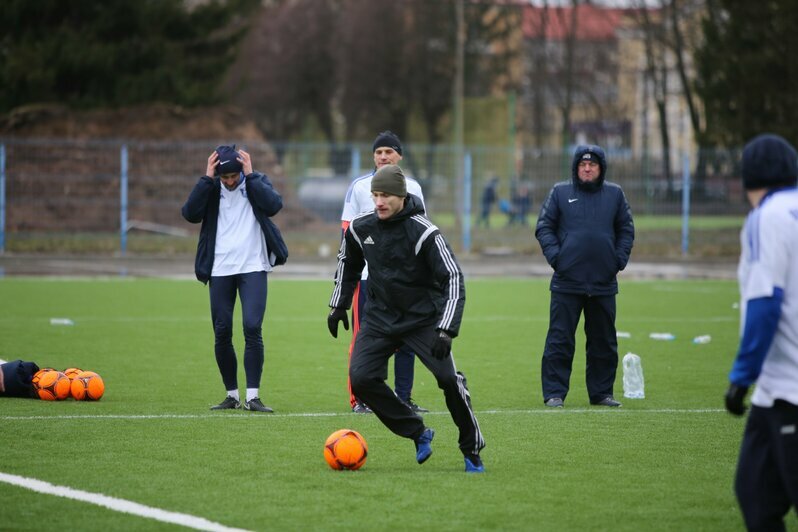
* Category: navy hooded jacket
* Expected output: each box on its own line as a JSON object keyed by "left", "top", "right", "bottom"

{"left": 181, "top": 171, "right": 288, "bottom": 284}
{"left": 535, "top": 145, "right": 634, "bottom": 296}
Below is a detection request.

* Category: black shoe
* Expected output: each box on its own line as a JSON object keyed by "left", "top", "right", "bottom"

{"left": 210, "top": 396, "right": 240, "bottom": 410}
{"left": 592, "top": 396, "right": 621, "bottom": 407}
{"left": 243, "top": 397, "right": 274, "bottom": 413}
{"left": 545, "top": 397, "right": 564, "bottom": 408}
{"left": 352, "top": 401, "right": 372, "bottom": 414}
{"left": 404, "top": 398, "right": 429, "bottom": 413}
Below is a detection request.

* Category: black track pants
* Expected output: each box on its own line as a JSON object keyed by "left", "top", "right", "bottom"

{"left": 541, "top": 291, "right": 618, "bottom": 403}
{"left": 350, "top": 321, "right": 485, "bottom": 456}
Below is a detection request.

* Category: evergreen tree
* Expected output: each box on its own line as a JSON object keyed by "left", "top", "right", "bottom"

{"left": 696, "top": 0, "right": 798, "bottom": 146}
{"left": 0, "top": 0, "right": 257, "bottom": 112}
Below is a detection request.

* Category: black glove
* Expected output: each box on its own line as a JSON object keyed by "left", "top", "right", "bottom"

{"left": 724, "top": 383, "right": 749, "bottom": 416}
{"left": 327, "top": 308, "right": 349, "bottom": 338}
{"left": 431, "top": 330, "right": 452, "bottom": 360}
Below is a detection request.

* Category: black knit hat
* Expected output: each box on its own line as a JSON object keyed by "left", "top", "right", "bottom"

{"left": 372, "top": 131, "right": 403, "bottom": 155}
{"left": 741, "top": 134, "right": 798, "bottom": 190}
{"left": 371, "top": 164, "right": 407, "bottom": 197}
{"left": 214, "top": 145, "right": 243, "bottom": 176}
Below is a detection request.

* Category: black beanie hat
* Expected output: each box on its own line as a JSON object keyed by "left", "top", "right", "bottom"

{"left": 741, "top": 134, "right": 798, "bottom": 190}
{"left": 214, "top": 145, "right": 243, "bottom": 176}
{"left": 371, "top": 164, "right": 407, "bottom": 197}
{"left": 372, "top": 131, "right": 403, "bottom": 155}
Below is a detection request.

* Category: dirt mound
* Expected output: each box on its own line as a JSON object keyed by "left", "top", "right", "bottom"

{"left": 0, "top": 104, "right": 318, "bottom": 232}
{"left": 0, "top": 103, "right": 264, "bottom": 141}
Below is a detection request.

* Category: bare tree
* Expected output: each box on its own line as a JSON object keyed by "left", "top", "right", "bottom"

{"left": 667, "top": 0, "right": 710, "bottom": 193}
{"left": 633, "top": 1, "right": 673, "bottom": 190}
{"left": 228, "top": 0, "right": 519, "bottom": 180}
{"left": 226, "top": 1, "right": 339, "bottom": 151}
{"left": 529, "top": 1, "right": 551, "bottom": 147}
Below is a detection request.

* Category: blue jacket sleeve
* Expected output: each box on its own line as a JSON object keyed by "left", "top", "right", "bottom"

{"left": 181, "top": 175, "right": 215, "bottom": 223}
{"left": 535, "top": 187, "right": 561, "bottom": 268}
{"left": 245, "top": 172, "right": 283, "bottom": 217}
{"left": 728, "top": 288, "right": 784, "bottom": 386}
{"left": 614, "top": 190, "right": 634, "bottom": 271}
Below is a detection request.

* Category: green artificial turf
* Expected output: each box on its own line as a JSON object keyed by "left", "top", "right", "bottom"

{"left": 0, "top": 277, "right": 791, "bottom": 531}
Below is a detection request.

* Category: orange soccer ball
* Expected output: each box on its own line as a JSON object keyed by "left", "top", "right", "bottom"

{"left": 324, "top": 429, "right": 368, "bottom": 471}
{"left": 70, "top": 371, "right": 105, "bottom": 401}
{"left": 31, "top": 368, "right": 56, "bottom": 388}
{"left": 63, "top": 367, "right": 83, "bottom": 380}
{"left": 34, "top": 370, "right": 71, "bottom": 401}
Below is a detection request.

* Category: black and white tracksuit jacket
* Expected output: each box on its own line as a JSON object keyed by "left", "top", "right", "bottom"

{"left": 329, "top": 193, "right": 465, "bottom": 338}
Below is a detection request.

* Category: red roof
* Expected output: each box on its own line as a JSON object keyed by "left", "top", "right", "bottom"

{"left": 522, "top": 4, "right": 626, "bottom": 41}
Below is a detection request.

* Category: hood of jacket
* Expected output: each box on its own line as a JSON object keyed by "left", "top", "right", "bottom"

{"left": 571, "top": 144, "right": 607, "bottom": 192}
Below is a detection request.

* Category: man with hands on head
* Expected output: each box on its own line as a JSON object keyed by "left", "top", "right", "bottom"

{"left": 327, "top": 164, "right": 485, "bottom": 473}
{"left": 724, "top": 133, "right": 798, "bottom": 531}
{"left": 182, "top": 145, "right": 287, "bottom": 413}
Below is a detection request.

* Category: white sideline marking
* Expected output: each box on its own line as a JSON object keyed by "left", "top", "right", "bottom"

{"left": 0, "top": 358, "right": 6, "bottom": 364}
{"left": 0, "top": 315, "right": 736, "bottom": 324}
{"left": 0, "top": 472, "right": 251, "bottom": 532}
{"left": 0, "top": 408, "right": 725, "bottom": 421}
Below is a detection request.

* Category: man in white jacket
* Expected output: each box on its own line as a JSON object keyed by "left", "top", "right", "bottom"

{"left": 725, "top": 133, "right": 798, "bottom": 530}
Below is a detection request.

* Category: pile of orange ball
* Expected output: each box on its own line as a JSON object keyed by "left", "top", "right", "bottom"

{"left": 32, "top": 367, "right": 105, "bottom": 401}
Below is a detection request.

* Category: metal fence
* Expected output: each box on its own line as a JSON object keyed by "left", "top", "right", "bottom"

{"left": 0, "top": 138, "right": 749, "bottom": 259}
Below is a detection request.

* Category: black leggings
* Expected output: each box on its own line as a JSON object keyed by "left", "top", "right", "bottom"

{"left": 209, "top": 271, "right": 268, "bottom": 390}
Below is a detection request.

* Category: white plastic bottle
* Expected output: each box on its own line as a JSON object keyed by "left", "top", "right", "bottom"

{"left": 622, "top": 352, "right": 645, "bottom": 399}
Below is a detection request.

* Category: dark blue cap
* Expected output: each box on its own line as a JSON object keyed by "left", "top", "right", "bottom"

{"left": 215, "top": 145, "right": 243, "bottom": 176}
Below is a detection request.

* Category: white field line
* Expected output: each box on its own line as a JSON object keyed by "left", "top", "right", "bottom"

{"left": 0, "top": 472, "right": 251, "bottom": 532}
{"left": 0, "top": 315, "right": 735, "bottom": 324}
{"left": 1, "top": 408, "right": 725, "bottom": 421}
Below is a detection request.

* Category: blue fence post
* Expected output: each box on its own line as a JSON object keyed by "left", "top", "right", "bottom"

{"left": 681, "top": 150, "right": 691, "bottom": 256}
{"left": 462, "top": 150, "right": 472, "bottom": 254}
{"left": 0, "top": 143, "right": 5, "bottom": 255}
{"left": 350, "top": 146, "right": 360, "bottom": 180}
{"left": 120, "top": 144, "right": 128, "bottom": 257}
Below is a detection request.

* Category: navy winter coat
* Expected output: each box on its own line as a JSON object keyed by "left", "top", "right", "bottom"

{"left": 535, "top": 145, "right": 634, "bottom": 296}
{"left": 181, "top": 172, "right": 288, "bottom": 284}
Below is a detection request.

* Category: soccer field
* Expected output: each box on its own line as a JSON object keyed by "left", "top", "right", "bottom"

{"left": 0, "top": 277, "right": 789, "bottom": 530}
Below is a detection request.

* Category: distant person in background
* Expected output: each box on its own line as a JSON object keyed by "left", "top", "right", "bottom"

{"left": 724, "top": 133, "right": 798, "bottom": 531}
{"left": 182, "top": 145, "right": 287, "bottom": 413}
{"left": 514, "top": 182, "right": 532, "bottom": 225}
{"left": 477, "top": 176, "right": 499, "bottom": 227}
{"left": 535, "top": 144, "right": 634, "bottom": 408}
{"left": 508, "top": 180, "right": 532, "bottom": 226}
{"left": 338, "top": 130, "right": 428, "bottom": 414}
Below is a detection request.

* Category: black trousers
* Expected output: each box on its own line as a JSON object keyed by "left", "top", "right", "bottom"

{"left": 349, "top": 321, "right": 485, "bottom": 457}
{"left": 541, "top": 291, "right": 618, "bottom": 403}
{"left": 356, "top": 279, "right": 416, "bottom": 402}
{"left": 208, "top": 271, "right": 268, "bottom": 390}
{"left": 735, "top": 401, "right": 798, "bottom": 531}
